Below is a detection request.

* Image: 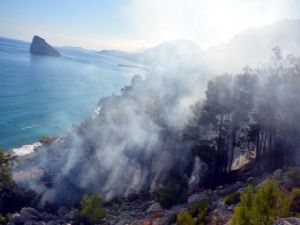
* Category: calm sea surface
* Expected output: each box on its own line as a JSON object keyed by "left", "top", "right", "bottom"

{"left": 0, "top": 37, "right": 143, "bottom": 150}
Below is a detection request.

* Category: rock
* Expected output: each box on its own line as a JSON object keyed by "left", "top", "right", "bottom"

{"left": 188, "top": 193, "right": 208, "bottom": 204}
{"left": 64, "top": 209, "right": 79, "bottom": 220}
{"left": 273, "top": 217, "right": 300, "bottom": 225}
{"left": 24, "top": 221, "right": 33, "bottom": 225}
{"left": 20, "top": 207, "right": 40, "bottom": 220}
{"left": 11, "top": 208, "right": 40, "bottom": 223}
{"left": 115, "top": 220, "right": 127, "bottom": 225}
{"left": 39, "top": 212, "right": 57, "bottom": 221}
{"left": 273, "top": 169, "right": 283, "bottom": 180}
{"left": 57, "top": 206, "right": 69, "bottom": 217}
{"left": 217, "top": 181, "right": 244, "bottom": 196}
{"left": 30, "top": 36, "right": 61, "bottom": 57}
{"left": 146, "top": 202, "right": 162, "bottom": 214}
{"left": 247, "top": 176, "right": 254, "bottom": 183}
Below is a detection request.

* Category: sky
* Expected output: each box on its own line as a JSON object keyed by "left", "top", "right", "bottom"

{"left": 0, "top": 0, "right": 300, "bottom": 51}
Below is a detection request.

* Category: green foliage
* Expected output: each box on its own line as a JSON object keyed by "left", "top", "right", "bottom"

{"left": 224, "top": 192, "right": 240, "bottom": 205}
{"left": 184, "top": 199, "right": 208, "bottom": 225}
{"left": 0, "top": 214, "right": 6, "bottom": 225}
{"left": 39, "top": 136, "right": 57, "bottom": 144}
{"left": 0, "top": 148, "right": 15, "bottom": 214}
{"left": 155, "top": 177, "right": 187, "bottom": 208}
{"left": 230, "top": 186, "right": 253, "bottom": 225}
{"left": 79, "top": 194, "right": 106, "bottom": 225}
{"left": 285, "top": 168, "right": 300, "bottom": 189}
{"left": 230, "top": 181, "right": 292, "bottom": 225}
{"left": 176, "top": 212, "right": 196, "bottom": 225}
{"left": 290, "top": 188, "right": 300, "bottom": 216}
{"left": 189, "top": 199, "right": 208, "bottom": 217}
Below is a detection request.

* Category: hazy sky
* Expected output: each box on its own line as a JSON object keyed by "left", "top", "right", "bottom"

{"left": 0, "top": 0, "right": 300, "bottom": 51}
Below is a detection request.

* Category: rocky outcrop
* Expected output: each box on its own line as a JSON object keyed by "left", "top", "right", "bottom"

{"left": 30, "top": 36, "right": 61, "bottom": 57}
{"left": 273, "top": 218, "right": 300, "bottom": 225}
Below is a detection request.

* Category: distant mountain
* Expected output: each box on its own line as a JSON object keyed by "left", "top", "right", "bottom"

{"left": 124, "top": 39, "right": 204, "bottom": 72}
{"left": 203, "top": 19, "right": 300, "bottom": 73}
{"left": 97, "top": 19, "right": 300, "bottom": 74}
{"left": 97, "top": 49, "right": 128, "bottom": 58}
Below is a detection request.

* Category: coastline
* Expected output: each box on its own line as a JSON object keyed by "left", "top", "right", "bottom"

{"left": 10, "top": 142, "right": 42, "bottom": 157}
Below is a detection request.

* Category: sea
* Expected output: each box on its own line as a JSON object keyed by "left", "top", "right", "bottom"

{"left": 0, "top": 37, "right": 144, "bottom": 151}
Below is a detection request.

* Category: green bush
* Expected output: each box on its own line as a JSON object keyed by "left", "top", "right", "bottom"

{"left": 224, "top": 192, "right": 240, "bottom": 205}
{"left": 189, "top": 199, "right": 208, "bottom": 217}
{"left": 176, "top": 212, "right": 196, "bottom": 225}
{"left": 155, "top": 177, "right": 187, "bottom": 208}
{"left": 39, "top": 136, "right": 57, "bottom": 144}
{"left": 230, "top": 180, "right": 291, "bottom": 225}
{"left": 0, "top": 148, "right": 15, "bottom": 214}
{"left": 79, "top": 194, "right": 106, "bottom": 224}
{"left": 285, "top": 168, "right": 300, "bottom": 189}
{"left": 0, "top": 214, "right": 6, "bottom": 225}
{"left": 290, "top": 188, "right": 300, "bottom": 216}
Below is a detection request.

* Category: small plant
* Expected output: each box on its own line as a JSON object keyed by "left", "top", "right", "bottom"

{"left": 290, "top": 188, "right": 300, "bottom": 216}
{"left": 176, "top": 212, "right": 196, "bottom": 225}
{"left": 224, "top": 192, "right": 240, "bottom": 205}
{"left": 79, "top": 194, "right": 106, "bottom": 225}
{"left": 0, "top": 148, "right": 15, "bottom": 214}
{"left": 0, "top": 214, "right": 6, "bottom": 225}
{"left": 230, "top": 180, "right": 292, "bottom": 225}
{"left": 189, "top": 199, "right": 208, "bottom": 217}
{"left": 155, "top": 177, "right": 187, "bottom": 208}
{"left": 284, "top": 168, "right": 300, "bottom": 189}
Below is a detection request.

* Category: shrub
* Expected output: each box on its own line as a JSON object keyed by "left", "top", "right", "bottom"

{"left": 79, "top": 194, "right": 106, "bottom": 224}
{"left": 0, "top": 148, "right": 15, "bottom": 214}
{"left": 39, "top": 136, "right": 57, "bottom": 144}
{"left": 230, "top": 186, "right": 253, "bottom": 225}
{"left": 290, "top": 188, "right": 300, "bottom": 216}
{"left": 189, "top": 199, "right": 208, "bottom": 217}
{"left": 285, "top": 168, "right": 300, "bottom": 189}
{"left": 224, "top": 192, "right": 240, "bottom": 205}
{"left": 155, "top": 177, "right": 187, "bottom": 208}
{"left": 230, "top": 180, "right": 292, "bottom": 225}
{"left": 176, "top": 212, "right": 196, "bottom": 225}
{"left": 0, "top": 214, "right": 6, "bottom": 225}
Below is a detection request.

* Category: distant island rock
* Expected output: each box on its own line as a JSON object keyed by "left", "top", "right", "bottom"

{"left": 30, "top": 35, "right": 61, "bottom": 57}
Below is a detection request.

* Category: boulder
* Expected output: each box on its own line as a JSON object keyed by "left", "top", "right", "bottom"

{"left": 188, "top": 193, "right": 208, "bottom": 204}
{"left": 30, "top": 36, "right": 61, "bottom": 57}
{"left": 273, "top": 169, "right": 283, "bottom": 180}
{"left": 11, "top": 208, "right": 40, "bottom": 223}
{"left": 57, "top": 206, "right": 69, "bottom": 218}
{"left": 146, "top": 202, "right": 162, "bottom": 214}
{"left": 273, "top": 217, "right": 300, "bottom": 225}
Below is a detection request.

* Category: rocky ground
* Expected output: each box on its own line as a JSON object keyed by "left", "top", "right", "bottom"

{"left": 6, "top": 167, "right": 300, "bottom": 225}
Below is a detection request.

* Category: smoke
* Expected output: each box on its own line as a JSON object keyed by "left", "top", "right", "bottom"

{"left": 12, "top": 19, "right": 300, "bottom": 205}
{"left": 13, "top": 69, "right": 204, "bottom": 204}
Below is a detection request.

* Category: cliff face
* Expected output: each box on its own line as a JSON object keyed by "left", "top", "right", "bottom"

{"left": 30, "top": 36, "right": 61, "bottom": 57}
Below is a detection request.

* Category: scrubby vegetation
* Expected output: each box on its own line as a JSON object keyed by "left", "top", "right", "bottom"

{"left": 230, "top": 180, "right": 292, "bottom": 225}
{"left": 155, "top": 176, "right": 187, "bottom": 208}
{"left": 176, "top": 199, "right": 208, "bottom": 225}
{"left": 284, "top": 168, "right": 300, "bottom": 189}
{"left": 39, "top": 136, "right": 58, "bottom": 144}
{"left": 176, "top": 212, "right": 196, "bottom": 225}
{"left": 0, "top": 148, "right": 15, "bottom": 214}
{"left": 224, "top": 192, "right": 240, "bottom": 205}
{"left": 77, "top": 194, "right": 106, "bottom": 225}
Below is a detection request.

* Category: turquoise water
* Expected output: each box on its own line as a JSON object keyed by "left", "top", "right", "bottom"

{"left": 0, "top": 37, "right": 142, "bottom": 150}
